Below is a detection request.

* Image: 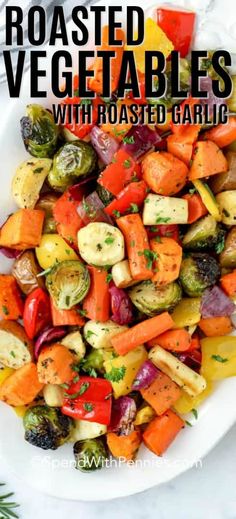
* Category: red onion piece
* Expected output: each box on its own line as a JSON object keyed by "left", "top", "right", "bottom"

{"left": 0, "top": 247, "right": 22, "bottom": 259}
{"left": 199, "top": 77, "right": 226, "bottom": 116}
{"left": 77, "top": 191, "right": 113, "bottom": 225}
{"left": 177, "top": 349, "right": 202, "bottom": 373}
{"left": 68, "top": 176, "right": 98, "bottom": 201}
{"left": 120, "top": 125, "right": 165, "bottom": 161}
{"left": 109, "top": 284, "right": 133, "bottom": 325}
{"left": 34, "top": 326, "right": 67, "bottom": 359}
{"left": 132, "top": 360, "right": 159, "bottom": 390}
{"left": 90, "top": 126, "right": 119, "bottom": 165}
{"left": 109, "top": 396, "right": 137, "bottom": 436}
{"left": 201, "top": 286, "right": 235, "bottom": 318}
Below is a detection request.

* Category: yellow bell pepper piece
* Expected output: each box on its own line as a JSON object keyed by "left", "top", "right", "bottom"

{"left": 0, "top": 367, "right": 14, "bottom": 386}
{"left": 125, "top": 18, "right": 174, "bottom": 73}
{"left": 201, "top": 336, "right": 236, "bottom": 380}
{"left": 134, "top": 405, "right": 155, "bottom": 426}
{"left": 171, "top": 298, "right": 201, "bottom": 328}
{"left": 193, "top": 180, "right": 221, "bottom": 222}
{"left": 103, "top": 346, "right": 148, "bottom": 398}
{"left": 173, "top": 381, "right": 213, "bottom": 415}
{"left": 14, "top": 406, "right": 27, "bottom": 418}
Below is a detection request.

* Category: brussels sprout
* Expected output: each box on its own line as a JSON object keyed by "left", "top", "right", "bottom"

{"left": 20, "top": 104, "right": 59, "bottom": 158}
{"left": 129, "top": 281, "right": 182, "bottom": 317}
{"left": 46, "top": 260, "right": 90, "bottom": 310}
{"left": 73, "top": 438, "right": 108, "bottom": 471}
{"left": 81, "top": 348, "right": 105, "bottom": 376}
{"left": 179, "top": 253, "right": 220, "bottom": 297}
{"left": 96, "top": 184, "right": 114, "bottom": 206}
{"left": 35, "top": 193, "right": 58, "bottom": 233}
{"left": 23, "top": 405, "right": 73, "bottom": 450}
{"left": 48, "top": 141, "right": 97, "bottom": 192}
{"left": 182, "top": 215, "right": 225, "bottom": 251}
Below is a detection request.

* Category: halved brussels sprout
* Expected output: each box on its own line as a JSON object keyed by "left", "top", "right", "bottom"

{"left": 23, "top": 405, "right": 73, "bottom": 450}
{"left": 182, "top": 215, "right": 225, "bottom": 251}
{"left": 179, "top": 253, "right": 220, "bottom": 297}
{"left": 129, "top": 281, "right": 182, "bottom": 317}
{"left": 48, "top": 141, "right": 97, "bottom": 192}
{"left": 20, "top": 104, "right": 59, "bottom": 158}
{"left": 46, "top": 260, "right": 90, "bottom": 310}
{"left": 96, "top": 184, "right": 114, "bottom": 206}
{"left": 74, "top": 438, "right": 108, "bottom": 472}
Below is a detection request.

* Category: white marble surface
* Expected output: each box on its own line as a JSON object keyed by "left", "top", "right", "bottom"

{"left": 1, "top": 0, "right": 236, "bottom": 516}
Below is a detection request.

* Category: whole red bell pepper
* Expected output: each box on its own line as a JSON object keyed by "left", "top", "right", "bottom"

{"left": 105, "top": 181, "right": 148, "bottom": 216}
{"left": 62, "top": 376, "right": 112, "bottom": 425}
{"left": 98, "top": 149, "right": 141, "bottom": 196}
{"left": 147, "top": 224, "right": 180, "bottom": 242}
{"left": 157, "top": 7, "right": 196, "bottom": 58}
{"left": 23, "top": 288, "right": 51, "bottom": 339}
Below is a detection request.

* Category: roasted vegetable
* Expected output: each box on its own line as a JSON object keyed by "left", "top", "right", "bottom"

{"left": 43, "top": 384, "right": 64, "bottom": 407}
{"left": 48, "top": 141, "right": 97, "bottom": 192}
{"left": 179, "top": 253, "right": 220, "bottom": 297}
{"left": 149, "top": 346, "right": 206, "bottom": 397}
{"left": 83, "top": 320, "right": 128, "bottom": 350}
{"left": 81, "top": 348, "right": 105, "bottom": 376}
{"left": 182, "top": 215, "right": 225, "bottom": 251}
{"left": 35, "top": 193, "right": 58, "bottom": 233}
{"left": 96, "top": 184, "right": 114, "bottom": 206}
{"left": 20, "top": 104, "right": 59, "bottom": 158}
{"left": 103, "top": 346, "right": 148, "bottom": 398}
{"left": 0, "top": 320, "right": 32, "bottom": 369}
{"left": 36, "top": 234, "right": 78, "bottom": 270}
{"left": 78, "top": 222, "right": 125, "bottom": 267}
{"left": 129, "top": 281, "right": 182, "bottom": 317}
{"left": 12, "top": 250, "right": 44, "bottom": 295}
{"left": 61, "top": 331, "right": 85, "bottom": 360}
{"left": 12, "top": 158, "right": 52, "bottom": 209}
{"left": 74, "top": 438, "right": 108, "bottom": 471}
{"left": 216, "top": 191, "right": 236, "bottom": 225}
{"left": 171, "top": 298, "right": 201, "bottom": 327}
{"left": 111, "top": 260, "right": 136, "bottom": 289}
{"left": 201, "top": 336, "right": 236, "bottom": 380}
{"left": 209, "top": 151, "right": 236, "bottom": 194}
{"left": 46, "top": 260, "right": 90, "bottom": 310}
{"left": 71, "top": 420, "right": 107, "bottom": 442}
{"left": 143, "top": 194, "right": 188, "bottom": 225}
{"left": 220, "top": 227, "right": 236, "bottom": 268}
{"left": 23, "top": 405, "right": 73, "bottom": 450}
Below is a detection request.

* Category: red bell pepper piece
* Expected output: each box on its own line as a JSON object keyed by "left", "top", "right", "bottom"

{"left": 98, "top": 150, "right": 141, "bottom": 196}
{"left": 53, "top": 189, "right": 83, "bottom": 247}
{"left": 157, "top": 7, "right": 196, "bottom": 58}
{"left": 105, "top": 181, "right": 147, "bottom": 216}
{"left": 147, "top": 224, "right": 179, "bottom": 242}
{"left": 23, "top": 288, "right": 51, "bottom": 339}
{"left": 62, "top": 376, "right": 112, "bottom": 425}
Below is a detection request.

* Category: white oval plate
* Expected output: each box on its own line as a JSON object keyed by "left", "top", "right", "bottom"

{"left": 0, "top": 0, "right": 236, "bottom": 501}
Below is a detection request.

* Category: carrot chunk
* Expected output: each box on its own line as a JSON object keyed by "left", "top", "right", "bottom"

{"left": 0, "top": 362, "right": 43, "bottom": 406}
{"left": 143, "top": 409, "right": 185, "bottom": 456}
{"left": 141, "top": 370, "right": 181, "bottom": 415}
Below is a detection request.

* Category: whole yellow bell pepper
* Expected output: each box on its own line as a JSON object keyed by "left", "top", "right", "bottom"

{"left": 201, "top": 336, "right": 236, "bottom": 380}
{"left": 103, "top": 346, "right": 148, "bottom": 398}
{"left": 125, "top": 18, "right": 174, "bottom": 73}
{"left": 171, "top": 298, "right": 201, "bottom": 328}
{"left": 174, "top": 382, "right": 213, "bottom": 415}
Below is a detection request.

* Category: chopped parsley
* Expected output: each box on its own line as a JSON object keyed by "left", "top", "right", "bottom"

{"left": 222, "top": 208, "right": 230, "bottom": 218}
{"left": 138, "top": 249, "right": 158, "bottom": 269}
{"left": 86, "top": 330, "right": 98, "bottom": 339}
{"left": 77, "top": 308, "right": 87, "bottom": 317}
{"left": 33, "top": 167, "right": 43, "bottom": 174}
{"left": 83, "top": 402, "right": 94, "bottom": 412}
{"left": 191, "top": 408, "right": 198, "bottom": 420}
{"left": 129, "top": 203, "right": 139, "bottom": 213}
{"left": 104, "top": 365, "right": 126, "bottom": 382}
{"left": 84, "top": 367, "right": 97, "bottom": 378}
{"left": 188, "top": 187, "right": 196, "bottom": 195}
{"left": 185, "top": 420, "right": 193, "bottom": 427}
{"left": 60, "top": 383, "right": 70, "bottom": 390}
{"left": 113, "top": 210, "right": 121, "bottom": 218}
{"left": 10, "top": 350, "right": 16, "bottom": 358}
{"left": 211, "top": 354, "right": 228, "bottom": 363}
{"left": 123, "top": 159, "right": 131, "bottom": 168}
{"left": 215, "top": 235, "right": 225, "bottom": 254}
{"left": 130, "top": 240, "right": 135, "bottom": 247}
{"left": 123, "top": 135, "right": 135, "bottom": 144}
{"left": 78, "top": 382, "right": 90, "bottom": 395}
{"left": 156, "top": 215, "right": 171, "bottom": 224}
{"left": 105, "top": 236, "right": 115, "bottom": 245}
{"left": 106, "top": 273, "right": 113, "bottom": 283}
{"left": 2, "top": 305, "right": 9, "bottom": 316}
